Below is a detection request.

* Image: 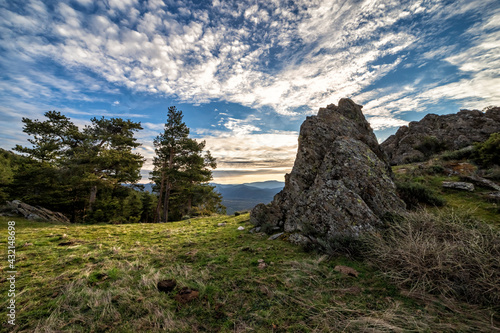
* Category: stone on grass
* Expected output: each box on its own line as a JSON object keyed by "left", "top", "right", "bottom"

{"left": 442, "top": 181, "right": 475, "bottom": 192}
{"left": 268, "top": 232, "right": 284, "bottom": 241}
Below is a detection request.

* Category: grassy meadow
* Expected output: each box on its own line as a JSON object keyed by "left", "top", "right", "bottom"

{"left": 1, "top": 206, "right": 499, "bottom": 332}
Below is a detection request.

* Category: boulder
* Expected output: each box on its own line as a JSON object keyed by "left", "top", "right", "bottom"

{"left": 381, "top": 107, "right": 500, "bottom": 165}
{"left": 250, "top": 99, "right": 405, "bottom": 247}
{"left": 3, "top": 200, "right": 70, "bottom": 223}
{"left": 442, "top": 181, "right": 475, "bottom": 192}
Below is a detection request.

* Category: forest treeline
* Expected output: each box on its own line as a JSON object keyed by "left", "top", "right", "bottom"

{"left": 0, "top": 107, "right": 225, "bottom": 223}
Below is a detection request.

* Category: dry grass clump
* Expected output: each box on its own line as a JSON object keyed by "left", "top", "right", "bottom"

{"left": 366, "top": 209, "right": 500, "bottom": 307}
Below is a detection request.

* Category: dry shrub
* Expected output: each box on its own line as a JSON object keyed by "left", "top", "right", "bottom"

{"left": 366, "top": 209, "right": 500, "bottom": 307}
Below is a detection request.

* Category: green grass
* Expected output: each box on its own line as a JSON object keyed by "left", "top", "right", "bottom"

{"left": 393, "top": 162, "right": 499, "bottom": 226}
{"left": 1, "top": 214, "right": 498, "bottom": 332}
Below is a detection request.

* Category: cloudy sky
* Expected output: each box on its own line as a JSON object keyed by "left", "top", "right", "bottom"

{"left": 1, "top": 0, "right": 499, "bottom": 184}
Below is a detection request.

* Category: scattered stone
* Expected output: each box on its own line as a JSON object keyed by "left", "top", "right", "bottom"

{"left": 250, "top": 99, "right": 405, "bottom": 246}
{"left": 174, "top": 287, "right": 199, "bottom": 303}
{"left": 288, "top": 233, "right": 311, "bottom": 246}
{"left": 485, "top": 192, "right": 500, "bottom": 202}
{"left": 157, "top": 279, "right": 177, "bottom": 293}
{"left": 442, "top": 181, "right": 475, "bottom": 192}
{"left": 257, "top": 259, "right": 267, "bottom": 269}
{"left": 462, "top": 175, "right": 500, "bottom": 191}
{"left": 268, "top": 232, "right": 284, "bottom": 241}
{"left": 334, "top": 265, "right": 359, "bottom": 278}
{"left": 3, "top": 200, "right": 70, "bottom": 223}
{"left": 381, "top": 107, "right": 500, "bottom": 165}
{"left": 217, "top": 223, "right": 226, "bottom": 227}
{"left": 237, "top": 226, "right": 245, "bottom": 231}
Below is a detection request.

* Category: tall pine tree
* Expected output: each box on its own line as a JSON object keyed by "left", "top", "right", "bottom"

{"left": 151, "top": 106, "right": 223, "bottom": 222}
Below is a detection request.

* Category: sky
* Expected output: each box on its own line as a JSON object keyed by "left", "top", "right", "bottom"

{"left": 1, "top": 0, "right": 499, "bottom": 184}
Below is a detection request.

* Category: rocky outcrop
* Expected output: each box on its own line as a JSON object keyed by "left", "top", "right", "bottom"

{"left": 1, "top": 200, "right": 70, "bottom": 223}
{"left": 250, "top": 99, "right": 405, "bottom": 246}
{"left": 381, "top": 107, "right": 500, "bottom": 165}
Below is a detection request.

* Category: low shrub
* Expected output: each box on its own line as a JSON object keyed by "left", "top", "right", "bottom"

{"left": 441, "top": 146, "right": 475, "bottom": 161}
{"left": 414, "top": 136, "right": 447, "bottom": 158}
{"left": 475, "top": 132, "right": 500, "bottom": 167}
{"left": 483, "top": 166, "right": 500, "bottom": 181}
{"left": 365, "top": 209, "right": 500, "bottom": 307}
{"left": 396, "top": 181, "right": 445, "bottom": 209}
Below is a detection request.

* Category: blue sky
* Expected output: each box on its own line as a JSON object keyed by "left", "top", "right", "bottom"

{"left": 1, "top": 0, "right": 499, "bottom": 184}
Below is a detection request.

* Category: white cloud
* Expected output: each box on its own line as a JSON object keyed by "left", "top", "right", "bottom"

{"left": 367, "top": 116, "right": 409, "bottom": 130}
{"left": 2, "top": 0, "right": 500, "bottom": 183}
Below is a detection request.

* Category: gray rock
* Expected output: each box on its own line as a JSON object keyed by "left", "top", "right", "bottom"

{"left": 485, "top": 192, "right": 500, "bottom": 202}
{"left": 381, "top": 107, "right": 500, "bottom": 165}
{"left": 442, "top": 181, "right": 475, "bottom": 192}
{"left": 250, "top": 99, "right": 405, "bottom": 245}
{"left": 5, "top": 200, "right": 70, "bottom": 223}
{"left": 288, "top": 233, "right": 311, "bottom": 246}
{"left": 462, "top": 175, "right": 500, "bottom": 191}
{"left": 268, "top": 232, "right": 284, "bottom": 240}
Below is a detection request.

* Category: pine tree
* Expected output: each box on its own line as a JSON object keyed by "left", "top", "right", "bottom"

{"left": 151, "top": 106, "right": 223, "bottom": 222}
{"left": 14, "top": 111, "right": 144, "bottom": 221}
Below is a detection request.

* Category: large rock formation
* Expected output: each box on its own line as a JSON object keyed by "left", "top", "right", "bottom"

{"left": 381, "top": 107, "right": 500, "bottom": 165}
{"left": 250, "top": 99, "right": 405, "bottom": 246}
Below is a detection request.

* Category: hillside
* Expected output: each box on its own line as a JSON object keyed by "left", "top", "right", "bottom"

{"left": 381, "top": 107, "right": 500, "bottom": 165}
{"left": 1, "top": 210, "right": 498, "bottom": 332}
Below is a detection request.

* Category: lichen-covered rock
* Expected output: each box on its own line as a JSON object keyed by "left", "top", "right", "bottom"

{"left": 3, "top": 200, "right": 70, "bottom": 223}
{"left": 250, "top": 99, "right": 405, "bottom": 245}
{"left": 381, "top": 107, "right": 500, "bottom": 165}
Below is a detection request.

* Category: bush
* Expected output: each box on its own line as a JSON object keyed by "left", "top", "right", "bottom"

{"left": 396, "top": 181, "right": 445, "bottom": 209}
{"left": 441, "top": 146, "right": 475, "bottom": 161}
{"left": 475, "top": 132, "right": 500, "bottom": 167}
{"left": 483, "top": 166, "right": 500, "bottom": 181}
{"left": 414, "top": 136, "right": 447, "bottom": 158}
{"left": 365, "top": 209, "right": 500, "bottom": 306}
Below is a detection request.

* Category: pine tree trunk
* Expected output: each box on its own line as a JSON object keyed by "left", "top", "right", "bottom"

{"left": 162, "top": 182, "right": 171, "bottom": 222}
{"left": 88, "top": 185, "right": 98, "bottom": 212}
{"left": 187, "top": 196, "right": 192, "bottom": 215}
{"left": 155, "top": 170, "right": 166, "bottom": 223}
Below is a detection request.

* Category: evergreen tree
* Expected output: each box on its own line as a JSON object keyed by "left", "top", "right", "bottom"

{"left": 151, "top": 106, "right": 223, "bottom": 222}
{"left": 14, "top": 111, "right": 144, "bottom": 221}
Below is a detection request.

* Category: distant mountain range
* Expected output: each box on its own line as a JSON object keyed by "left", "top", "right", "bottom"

{"left": 212, "top": 181, "right": 284, "bottom": 214}
{"left": 131, "top": 180, "right": 285, "bottom": 215}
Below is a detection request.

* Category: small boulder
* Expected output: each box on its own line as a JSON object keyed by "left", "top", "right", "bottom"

{"left": 268, "top": 232, "right": 284, "bottom": 241}
{"left": 442, "top": 181, "right": 475, "bottom": 192}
